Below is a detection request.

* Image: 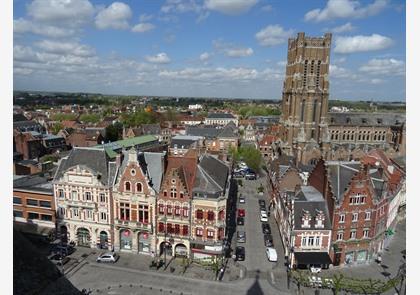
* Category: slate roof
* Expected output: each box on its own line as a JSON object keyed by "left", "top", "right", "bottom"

{"left": 54, "top": 147, "right": 115, "bottom": 186}
{"left": 142, "top": 152, "right": 165, "bottom": 193}
{"left": 170, "top": 139, "right": 197, "bottom": 149}
{"left": 141, "top": 124, "right": 161, "bottom": 135}
{"left": 329, "top": 112, "right": 405, "bottom": 127}
{"left": 325, "top": 161, "right": 360, "bottom": 202}
{"left": 206, "top": 113, "right": 236, "bottom": 119}
{"left": 13, "top": 175, "right": 53, "bottom": 194}
{"left": 217, "top": 124, "right": 237, "bottom": 138}
{"left": 294, "top": 186, "right": 331, "bottom": 230}
{"left": 186, "top": 126, "right": 221, "bottom": 138}
{"left": 13, "top": 113, "right": 28, "bottom": 122}
{"left": 193, "top": 155, "right": 229, "bottom": 199}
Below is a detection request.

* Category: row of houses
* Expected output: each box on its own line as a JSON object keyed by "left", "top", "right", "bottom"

{"left": 267, "top": 149, "right": 405, "bottom": 268}
{"left": 14, "top": 146, "right": 231, "bottom": 259}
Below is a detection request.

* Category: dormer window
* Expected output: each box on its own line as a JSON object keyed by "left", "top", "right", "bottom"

{"left": 315, "top": 210, "right": 325, "bottom": 228}
{"left": 301, "top": 210, "right": 311, "bottom": 228}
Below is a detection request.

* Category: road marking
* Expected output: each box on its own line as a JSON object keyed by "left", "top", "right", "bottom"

{"left": 270, "top": 271, "right": 275, "bottom": 283}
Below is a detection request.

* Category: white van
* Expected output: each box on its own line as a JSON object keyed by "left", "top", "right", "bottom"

{"left": 266, "top": 247, "right": 278, "bottom": 262}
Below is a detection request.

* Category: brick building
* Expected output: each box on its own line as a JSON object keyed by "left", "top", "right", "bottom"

{"left": 112, "top": 148, "right": 165, "bottom": 255}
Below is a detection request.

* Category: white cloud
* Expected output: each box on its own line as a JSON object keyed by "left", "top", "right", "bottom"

{"left": 330, "top": 22, "right": 355, "bottom": 33}
{"left": 95, "top": 2, "right": 132, "bottom": 30}
{"left": 35, "top": 40, "right": 96, "bottom": 57}
{"left": 204, "top": 0, "right": 258, "bottom": 15}
{"left": 14, "top": 67, "right": 34, "bottom": 75}
{"left": 27, "top": 0, "right": 95, "bottom": 26}
{"left": 14, "top": 18, "right": 77, "bottom": 38}
{"left": 329, "top": 64, "right": 358, "bottom": 79}
{"left": 255, "top": 25, "right": 294, "bottom": 47}
{"left": 159, "top": 67, "right": 258, "bottom": 82}
{"left": 305, "top": 0, "right": 389, "bottom": 22}
{"left": 334, "top": 34, "right": 393, "bottom": 53}
{"left": 370, "top": 78, "right": 384, "bottom": 84}
{"left": 132, "top": 23, "right": 155, "bottom": 33}
{"left": 161, "top": 0, "right": 202, "bottom": 14}
{"left": 261, "top": 5, "right": 272, "bottom": 12}
{"left": 359, "top": 58, "right": 405, "bottom": 75}
{"left": 199, "top": 52, "right": 211, "bottom": 61}
{"left": 145, "top": 53, "right": 171, "bottom": 64}
{"left": 139, "top": 13, "right": 154, "bottom": 22}
{"left": 225, "top": 47, "right": 254, "bottom": 57}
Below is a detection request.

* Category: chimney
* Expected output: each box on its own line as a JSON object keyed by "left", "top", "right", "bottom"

{"left": 115, "top": 153, "right": 122, "bottom": 166}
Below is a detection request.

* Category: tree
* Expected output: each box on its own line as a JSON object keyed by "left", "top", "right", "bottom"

{"left": 238, "top": 146, "right": 262, "bottom": 172}
{"left": 51, "top": 123, "right": 63, "bottom": 135}
{"left": 105, "top": 122, "right": 123, "bottom": 142}
{"left": 79, "top": 113, "right": 100, "bottom": 124}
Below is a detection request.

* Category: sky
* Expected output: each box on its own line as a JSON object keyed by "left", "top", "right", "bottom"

{"left": 13, "top": 0, "right": 406, "bottom": 101}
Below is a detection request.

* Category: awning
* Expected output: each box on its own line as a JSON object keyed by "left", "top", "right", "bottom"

{"left": 294, "top": 252, "right": 332, "bottom": 265}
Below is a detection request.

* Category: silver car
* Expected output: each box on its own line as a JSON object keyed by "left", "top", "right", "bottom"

{"left": 96, "top": 252, "right": 119, "bottom": 263}
{"left": 237, "top": 231, "right": 246, "bottom": 243}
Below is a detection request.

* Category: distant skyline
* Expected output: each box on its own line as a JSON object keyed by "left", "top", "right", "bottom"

{"left": 13, "top": 0, "right": 406, "bottom": 101}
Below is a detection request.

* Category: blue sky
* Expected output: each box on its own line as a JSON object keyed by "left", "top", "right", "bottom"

{"left": 13, "top": 0, "right": 406, "bottom": 101}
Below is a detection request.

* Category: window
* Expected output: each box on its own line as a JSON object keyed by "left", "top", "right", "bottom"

{"left": 58, "top": 189, "right": 64, "bottom": 198}
{"left": 196, "top": 228, "right": 203, "bottom": 237}
{"left": 180, "top": 192, "right": 184, "bottom": 199}
{"left": 207, "top": 211, "right": 215, "bottom": 221}
{"left": 120, "top": 202, "right": 130, "bottom": 220}
{"left": 352, "top": 213, "right": 358, "bottom": 222}
{"left": 350, "top": 230, "right": 356, "bottom": 239}
{"left": 28, "top": 212, "right": 39, "bottom": 219}
{"left": 85, "top": 192, "right": 92, "bottom": 201}
{"left": 170, "top": 188, "right": 176, "bottom": 198}
{"left": 183, "top": 207, "right": 189, "bottom": 217}
{"left": 302, "top": 237, "right": 307, "bottom": 247}
{"left": 158, "top": 222, "right": 165, "bottom": 233}
{"left": 337, "top": 232, "right": 343, "bottom": 241}
{"left": 99, "top": 193, "right": 106, "bottom": 203}
{"left": 13, "top": 210, "right": 23, "bottom": 218}
{"left": 58, "top": 207, "right": 66, "bottom": 218}
{"left": 136, "top": 183, "right": 142, "bottom": 192}
{"left": 86, "top": 210, "right": 93, "bottom": 219}
{"left": 365, "top": 211, "right": 371, "bottom": 220}
{"left": 167, "top": 223, "right": 174, "bottom": 234}
{"left": 207, "top": 229, "right": 214, "bottom": 239}
{"left": 308, "top": 236, "right": 314, "bottom": 246}
{"left": 182, "top": 225, "right": 189, "bottom": 236}
{"left": 175, "top": 206, "right": 180, "bottom": 216}
{"left": 339, "top": 214, "right": 345, "bottom": 223}
{"left": 315, "top": 236, "right": 320, "bottom": 246}
{"left": 159, "top": 204, "right": 165, "bottom": 215}
{"left": 27, "top": 199, "right": 38, "bottom": 206}
{"left": 363, "top": 229, "right": 370, "bottom": 238}
{"left": 131, "top": 169, "right": 136, "bottom": 176}
{"left": 41, "top": 214, "right": 52, "bottom": 221}
{"left": 138, "top": 205, "right": 148, "bottom": 223}
{"left": 163, "top": 191, "right": 167, "bottom": 197}
{"left": 167, "top": 205, "right": 173, "bottom": 215}
{"left": 218, "top": 210, "right": 225, "bottom": 220}
{"left": 100, "top": 212, "right": 107, "bottom": 221}
{"left": 174, "top": 224, "right": 180, "bottom": 235}
{"left": 72, "top": 191, "right": 78, "bottom": 200}
{"left": 73, "top": 209, "right": 79, "bottom": 218}
{"left": 39, "top": 200, "right": 51, "bottom": 208}
{"left": 196, "top": 209, "right": 204, "bottom": 219}
{"left": 13, "top": 197, "right": 22, "bottom": 204}
{"left": 125, "top": 182, "right": 131, "bottom": 192}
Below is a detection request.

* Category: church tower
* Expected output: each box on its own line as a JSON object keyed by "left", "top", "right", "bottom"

{"left": 280, "top": 32, "right": 332, "bottom": 156}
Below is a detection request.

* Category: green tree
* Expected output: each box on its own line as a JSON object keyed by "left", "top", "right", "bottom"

{"left": 51, "top": 123, "right": 63, "bottom": 135}
{"left": 79, "top": 113, "right": 100, "bottom": 124}
{"left": 105, "top": 122, "right": 123, "bottom": 142}
{"left": 51, "top": 113, "right": 77, "bottom": 121}
{"left": 238, "top": 146, "right": 262, "bottom": 172}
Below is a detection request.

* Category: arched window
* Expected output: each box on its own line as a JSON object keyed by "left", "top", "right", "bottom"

{"left": 136, "top": 182, "right": 142, "bottom": 192}
{"left": 207, "top": 211, "right": 215, "bottom": 221}
{"left": 125, "top": 181, "right": 131, "bottom": 192}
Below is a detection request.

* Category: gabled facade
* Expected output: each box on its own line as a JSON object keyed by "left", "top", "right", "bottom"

{"left": 53, "top": 147, "right": 117, "bottom": 249}
{"left": 112, "top": 148, "right": 164, "bottom": 255}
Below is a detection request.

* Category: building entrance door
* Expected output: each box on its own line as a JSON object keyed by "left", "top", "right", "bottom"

{"left": 77, "top": 228, "right": 90, "bottom": 247}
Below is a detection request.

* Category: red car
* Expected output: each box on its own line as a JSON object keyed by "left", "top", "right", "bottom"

{"left": 238, "top": 209, "right": 245, "bottom": 217}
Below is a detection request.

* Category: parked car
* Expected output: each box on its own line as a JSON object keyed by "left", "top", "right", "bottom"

{"left": 262, "top": 223, "right": 271, "bottom": 234}
{"left": 310, "top": 265, "right": 322, "bottom": 273}
{"left": 235, "top": 246, "right": 245, "bottom": 261}
{"left": 245, "top": 172, "right": 256, "bottom": 180}
{"left": 266, "top": 247, "right": 278, "bottom": 262}
{"left": 237, "top": 208, "right": 245, "bottom": 217}
{"left": 237, "top": 231, "right": 246, "bottom": 243}
{"left": 233, "top": 172, "right": 244, "bottom": 178}
{"left": 96, "top": 252, "right": 119, "bottom": 263}
{"left": 264, "top": 234, "right": 273, "bottom": 247}
{"left": 260, "top": 211, "right": 268, "bottom": 222}
{"left": 49, "top": 254, "right": 70, "bottom": 266}
{"left": 237, "top": 216, "right": 245, "bottom": 226}
{"left": 258, "top": 200, "right": 266, "bottom": 208}
{"left": 238, "top": 162, "right": 248, "bottom": 169}
{"left": 239, "top": 196, "right": 245, "bottom": 204}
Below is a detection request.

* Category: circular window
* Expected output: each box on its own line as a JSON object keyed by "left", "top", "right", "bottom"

{"left": 171, "top": 179, "right": 176, "bottom": 184}
{"left": 131, "top": 169, "right": 136, "bottom": 176}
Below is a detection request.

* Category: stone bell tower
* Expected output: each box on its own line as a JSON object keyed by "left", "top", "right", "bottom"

{"left": 279, "top": 32, "right": 332, "bottom": 156}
